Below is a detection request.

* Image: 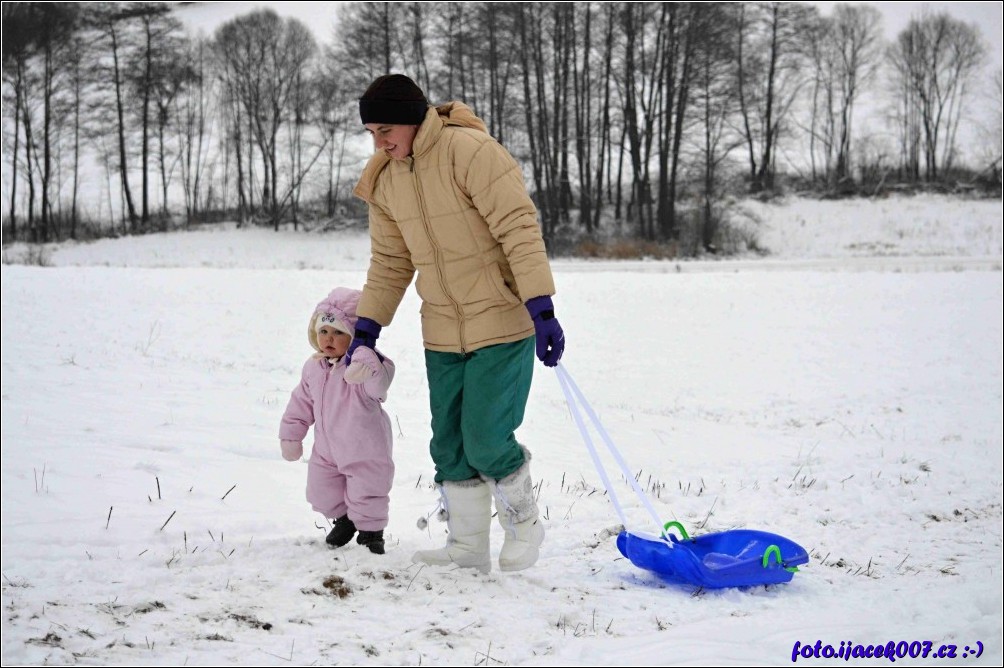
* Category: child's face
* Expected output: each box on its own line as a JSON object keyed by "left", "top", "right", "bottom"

{"left": 317, "top": 326, "right": 352, "bottom": 358}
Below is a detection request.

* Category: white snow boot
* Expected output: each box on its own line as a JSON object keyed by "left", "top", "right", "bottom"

{"left": 488, "top": 451, "right": 545, "bottom": 572}
{"left": 412, "top": 478, "right": 492, "bottom": 574}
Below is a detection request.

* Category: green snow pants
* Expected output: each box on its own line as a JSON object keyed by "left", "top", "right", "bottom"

{"left": 425, "top": 336, "right": 535, "bottom": 483}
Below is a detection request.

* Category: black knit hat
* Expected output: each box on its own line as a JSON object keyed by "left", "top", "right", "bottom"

{"left": 359, "top": 74, "right": 429, "bottom": 125}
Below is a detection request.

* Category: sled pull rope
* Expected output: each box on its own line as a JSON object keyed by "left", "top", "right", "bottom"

{"left": 555, "top": 363, "right": 666, "bottom": 539}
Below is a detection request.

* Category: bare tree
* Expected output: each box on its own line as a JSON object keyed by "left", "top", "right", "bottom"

{"left": 516, "top": 3, "right": 545, "bottom": 232}
{"left": 440, "top": 3, "right": 462, "bottom": 98}
{"left": 830, "top": 4, "right": 883, "bottom": 182}
{"left": 693, "top": 3, "right": 744, "bottom": 251}
{"left": 316, "top": 45, "right": 355, "bottom": 217}
{"left": 212, "top": 35, "right": 249, "bottom": 223}
{"left": 517, "top": 2, "right": 569, "bottom": 240}
{"left": 173, "top": 36, "right": 212, "bottom": 223}
{"left": 213, "top": 9, "right": 318, "bottom": 228}
{"left": 285, "top": 60, "right": 313, "bottom": 229}
{"left": 656, "top": 3, "right": 708, "bottom": 242}
{"left": 803, "top": 4, "right": 883, "bottom": 188}
{"left": 2, "top": 3, "right": 80, "bottom": 241}
{"left": 804, "top": 12, "right": 835, "bottom": 183}
{"left": 122, "top": 3, "right": 186, "bottom": 228}
{"left": 888, "top": 10, "right": 986, "bottom": 181}
{"left": 61, "top": 26, "right": 88, "bottom": 238}
{"left": 37, "top": 5, "right": 78, "bottom": 240}
{"left": 735, "top": 1, "right": 815, "bottom": 192}
{"left": 590, "top": 2, "right": 617, "bottom": 233}
{"left": 331, "top": 2, "right": 403, "bottom": 91}
{"left": 973, "top": 68, "right": 1003, "bottom": 184}
{"left": 618, "top": 2, "right": 660, "bottom": 239}
{"left": 2, "top": 2, "right": 34, "bottom": 240}
{"left": 405, "top": 2, "right": 432, "bottom": 94}
{"left": 571, "top": 2, "right": 597, "bottom": 233}
{"left": 131, "top": 3, "right": 167, "bottom": 226}
{"left": 88, "top": 3, "right": 141, "bottom": 231}
{"left": 478, "top": 3, "right": 521, "bottom": 143}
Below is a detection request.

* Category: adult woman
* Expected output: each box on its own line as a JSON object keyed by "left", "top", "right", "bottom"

{"left": 347, "top": 74, "right": 565, "bottom": 572}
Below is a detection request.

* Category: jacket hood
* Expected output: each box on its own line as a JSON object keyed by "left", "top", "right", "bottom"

{"left": 353, "top": 102, "right": 489, "bottom": 203}
{"left": 428, "top": 101, "right": 489, "bottom": 134}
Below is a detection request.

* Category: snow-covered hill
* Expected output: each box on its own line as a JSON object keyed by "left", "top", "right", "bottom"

{"left": 2, "top": 194, "right": 1001, "bottom": 665}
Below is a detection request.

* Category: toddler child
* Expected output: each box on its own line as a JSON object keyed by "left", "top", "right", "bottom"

{"left": 279, "top": 287, "right": 395, "bottom": 554}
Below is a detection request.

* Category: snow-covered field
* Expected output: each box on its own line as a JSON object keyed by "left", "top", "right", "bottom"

{"left": 2, "top": 194, "right": 1002, "bottom": 666}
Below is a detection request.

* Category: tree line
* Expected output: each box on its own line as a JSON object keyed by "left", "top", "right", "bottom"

{"left": 2, "top": 2, "right": 997, "bottom": 254}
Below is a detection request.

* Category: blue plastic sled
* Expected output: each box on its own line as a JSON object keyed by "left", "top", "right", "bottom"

{"left": 616, "top": 522, "right": 809, "bottom": 589}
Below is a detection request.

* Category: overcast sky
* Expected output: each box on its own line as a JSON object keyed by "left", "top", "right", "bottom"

{"left": 818, "top": 1, "right": 1002, "bottom": 65}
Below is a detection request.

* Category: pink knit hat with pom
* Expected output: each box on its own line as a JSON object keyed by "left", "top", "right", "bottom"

{"left": 307, "top": 287, "right": 361, "bottom": 352}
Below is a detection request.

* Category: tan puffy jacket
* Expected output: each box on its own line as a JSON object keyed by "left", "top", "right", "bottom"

{"left": 353, "top": 102, "right": 556, "bottom": 354}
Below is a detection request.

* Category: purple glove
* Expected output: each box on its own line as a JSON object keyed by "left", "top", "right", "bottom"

{"left": 346, "top": 317, "right": 382, "bottom": 364}
{"left": 526, "top": 295, "right": 565, "bottom": 367}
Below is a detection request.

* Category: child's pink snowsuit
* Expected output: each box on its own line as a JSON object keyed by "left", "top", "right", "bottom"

{"left": 279, "top": 288, "right": 395, "bottom": 531}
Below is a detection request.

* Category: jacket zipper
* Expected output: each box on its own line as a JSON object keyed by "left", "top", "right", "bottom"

{"left": 411, "top": 156, "right": 467, "bottom": 353}
{"left": 318, "top": 363, "right": 330, "bottom": 433}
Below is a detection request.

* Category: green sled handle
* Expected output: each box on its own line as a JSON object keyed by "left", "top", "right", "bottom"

{"left": 662, "top": 521, "right": 690, "bottom": 541}
{"left": 762, "top": 544, "right": 799, "bottom": 572}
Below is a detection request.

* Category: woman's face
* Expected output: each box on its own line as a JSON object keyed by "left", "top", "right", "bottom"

{"left": 364, "top": 123, "right": 419, "bottom": 160}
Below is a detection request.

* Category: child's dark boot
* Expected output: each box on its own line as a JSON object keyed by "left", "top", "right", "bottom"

{"left": 357, "top": 530, "right": 385, "bottom": 555}
{"left": 326, "top": 515, "right": 357, "bottom": 547}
